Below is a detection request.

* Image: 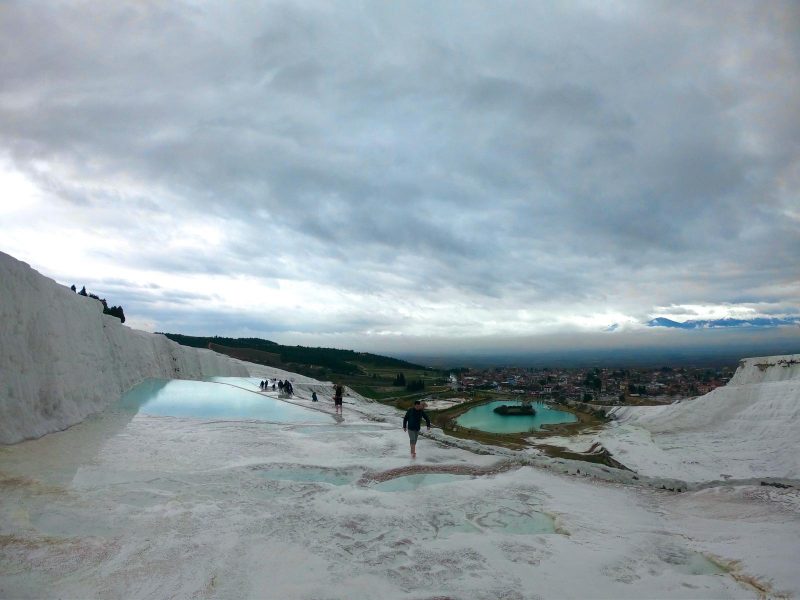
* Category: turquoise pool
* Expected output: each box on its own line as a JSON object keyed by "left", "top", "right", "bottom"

{"left": 119, "top": 379, "right": 331, "bottom": 423}
{"left": 372, "top": 473, "right": 473, "bottom": 492}
{"left": 455, "top": 400, "right": 577, "bottom": 433}
{"left": 259, "top": 466, "right": 355, "bottom": 486}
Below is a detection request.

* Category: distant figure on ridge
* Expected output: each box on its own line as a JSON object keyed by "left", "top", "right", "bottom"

{"left": 403, "top": 400, "right": 431, "bottom": 459}
{"left": 334, "top": 384, "right": 344, "bottom": 414}
{"left": 312, "top": 391, "right": 318, "bottom": 402}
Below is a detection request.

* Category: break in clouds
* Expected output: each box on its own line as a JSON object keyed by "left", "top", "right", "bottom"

{"left": 0, "top": 1, "right": 798, "bottom": 355}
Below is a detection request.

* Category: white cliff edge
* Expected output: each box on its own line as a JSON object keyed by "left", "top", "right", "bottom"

{"left": 604, "top": 354, "right": 800, "bottom": 481}
{"left": 0, "top": 251, "right": 255, "bottom": 444}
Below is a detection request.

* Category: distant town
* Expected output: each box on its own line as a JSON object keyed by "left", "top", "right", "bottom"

{"left": 450, "top": 364, "right": 737, "bottom": 406}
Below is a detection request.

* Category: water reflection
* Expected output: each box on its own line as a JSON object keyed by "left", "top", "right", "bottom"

{"left": 119, "top": 379, "right": 331, "bottom": 422}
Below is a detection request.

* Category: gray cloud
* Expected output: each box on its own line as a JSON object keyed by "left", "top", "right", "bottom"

{"left": 1, "top": 0, "right": 798, "bottom": 354}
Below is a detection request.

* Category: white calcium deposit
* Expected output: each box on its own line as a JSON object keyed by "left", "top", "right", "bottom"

{"left": 602, "top": 355, "right": 800, "bottom": 481}
{"left": 0, "top": 251, "right": 259, "bottom": 443}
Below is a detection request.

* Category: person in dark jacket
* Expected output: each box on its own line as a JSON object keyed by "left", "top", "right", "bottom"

{"left": 402, "top": 400, "right": 431, "bottom": 459}
{"left": 333, "top": 384, "right": 344, "bottom": 414}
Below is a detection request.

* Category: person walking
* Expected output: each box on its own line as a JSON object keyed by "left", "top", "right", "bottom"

{"left": 333, "top": 384, "right": 344, "bottom": 414}
{"left": 403, "top": 400, "right": 431, "bottom": 459}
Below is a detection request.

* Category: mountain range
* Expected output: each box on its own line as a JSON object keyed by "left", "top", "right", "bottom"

{"left": 647, "top": 316, "right": 800, "bottom": 329}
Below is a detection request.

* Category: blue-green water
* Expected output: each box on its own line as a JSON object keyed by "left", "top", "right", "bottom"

{"left": 119, "top": 379, "right": 331, "bottom": 423}
{"left": 456, "top": 400, "right": 577, "bottom": 433}
{"left": 372, "top": 473, "right": 473, "bottom": 491}
{"left": 679, "top": 553, "right": 725, "bottom": 576}
{"left": 205, "top": 376, "right": 262, "bottom": 388}
{"left": 260, "top": 467, "right": 355, "bottom": 486}
{"left": 659, "top": 547, "right": 727, "bottom": 576}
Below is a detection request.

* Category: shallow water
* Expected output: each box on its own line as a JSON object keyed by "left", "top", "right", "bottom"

{"left": 456, "top": 400, "right": 577, "bottom": 433}
{"left": 680, "top": 553, "right": 726, "bottom": 576}
{"left": 472, "top": 505, "right": 555, "bottom": 535}
{"left": 659, "top": 544, "right": 727, "bottom": 576}
{"left": 372, "top": 473, "right": 474, "bottom": 491}
{"left": 259, "top": 466, "right": 355, "bottom": 486}
{"left": 119, "top": 378, "right": 331, "bottom": 423}
{"left": 206, "top": 376, "right": 263, "bottom": 390}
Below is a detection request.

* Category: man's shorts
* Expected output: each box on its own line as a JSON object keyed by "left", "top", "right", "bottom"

{"left": 407, "top": 429, "right": 419, "bottom": 444}
{"left": 334, "top": 397, "right": 343, "bottom": 406}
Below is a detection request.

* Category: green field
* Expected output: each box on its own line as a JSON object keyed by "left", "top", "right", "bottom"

{"left": 326, "top": 363, "right": 451, "bottom": 402}
{"left": 164, "top": 334, "right": 451, "bottom": 401}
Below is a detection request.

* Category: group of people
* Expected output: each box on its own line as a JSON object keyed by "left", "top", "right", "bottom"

{"left": 259, "top": 377, "right": 432, "bottom": 458}
{"left": 259, "top": 378, "right": 293, "bottom": 396}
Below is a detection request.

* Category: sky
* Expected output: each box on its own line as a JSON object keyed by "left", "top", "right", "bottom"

{"left": 1, "top": 0, "right": 799, "bottom": 362}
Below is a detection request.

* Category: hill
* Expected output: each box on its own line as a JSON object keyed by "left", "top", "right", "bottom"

{"left": 162, "top": 333, "right": 429, "bottom": 378}
{"left": 599, "top": 354, "right": 800, "bottom": 481}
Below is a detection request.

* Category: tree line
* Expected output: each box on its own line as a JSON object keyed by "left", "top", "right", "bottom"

{"left": 392, "top": 373, "right": 425, "bottom": 392}
{"left": 162, "top": 334, "right": 429, "bottom": 377}
{"left": 71, "top": 285, "right": 126, "bottom": 323}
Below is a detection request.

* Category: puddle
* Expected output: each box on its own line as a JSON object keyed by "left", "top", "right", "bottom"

{"left": 660, "top": 545, "right": 727, "bottom": 575}
{"left": 473, "top": 506, "right": 555, "bottom": 534}
{"left": 456, "top": 400, "right": 577, "bottom": 433}
{"left": 259, "top": 467, "right": 356, "bottom": 486}
{"left": 119, "top": 379, "right": 331, "bottom": 423}
{"left": 372, "top": 473, "right": 474, "bottom": 492}
{"left": 679, "top": 553, "right": 726, "bottom": 576}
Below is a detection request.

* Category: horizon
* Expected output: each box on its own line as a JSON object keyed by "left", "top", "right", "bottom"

{"left": 394, "top": 343, "right": 798, "bottom": 370}
{"left": 157, "top": 328, "right": 798, "bottom": 371}
{"left": 1, "top": 1, "right": 798, "bottom": 359}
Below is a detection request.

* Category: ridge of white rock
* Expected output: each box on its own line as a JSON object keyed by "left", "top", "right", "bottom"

{"left": 603, "top": 354, "right": 800, "bottom": 481}
{"left": 0, "top": 251, "right": 266, "bottom": 444}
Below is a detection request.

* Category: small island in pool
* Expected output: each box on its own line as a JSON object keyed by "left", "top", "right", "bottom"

{"left": 493, "top": 404, "right": 536, "bottom": 416}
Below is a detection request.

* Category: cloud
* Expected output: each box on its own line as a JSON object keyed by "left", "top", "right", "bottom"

{"left": 0, "top": 0, "right": 798, "bottom": 355}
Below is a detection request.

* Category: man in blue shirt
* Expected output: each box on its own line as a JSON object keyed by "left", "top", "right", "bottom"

{"left": 403, "top": 400, "right": 431, "bottom": 458}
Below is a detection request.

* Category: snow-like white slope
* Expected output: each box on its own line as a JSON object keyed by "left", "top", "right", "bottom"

{"left": 603, "top": 354, "right": 800, "bottom": 481}
{"left": 3, "top": 380, "right": 796, "bottom": 599}
{"left": 0, "top": 251, "right": 258, "bottom": 444}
